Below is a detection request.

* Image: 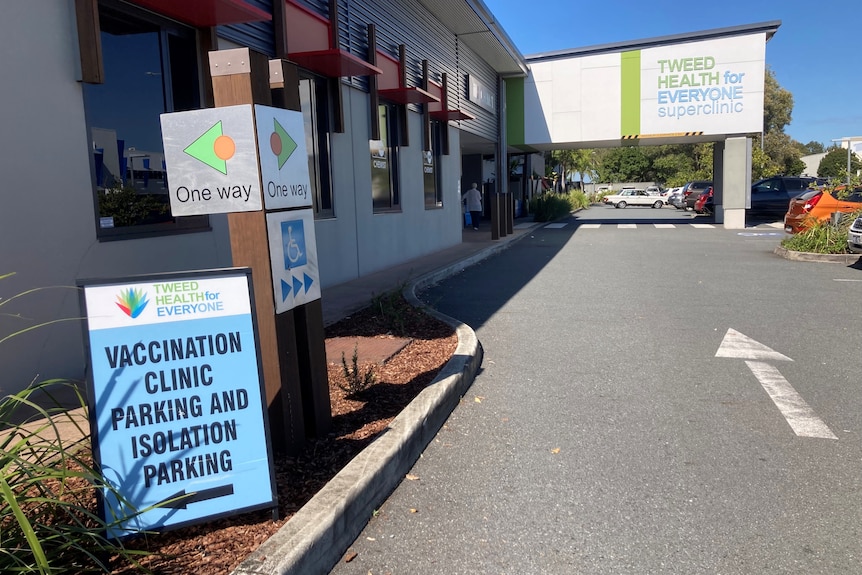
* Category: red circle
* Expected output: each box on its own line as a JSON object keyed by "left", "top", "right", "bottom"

{"left": 270, "top": 132, "right": 282, "bottom": 156}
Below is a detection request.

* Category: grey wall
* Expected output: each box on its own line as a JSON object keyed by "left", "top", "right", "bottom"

{"left": 319, "top": 86, "right": 462, "bottom": 284}
{"left": 1, "top": 3, "right": 232, "bottom": 398}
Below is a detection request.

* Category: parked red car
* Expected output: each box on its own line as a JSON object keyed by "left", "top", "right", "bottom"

{"left": 783, "top": 186, "right": 862, "bottom": 234}
{"left": 693, "top": 186, "right": 713, "bottom": 214}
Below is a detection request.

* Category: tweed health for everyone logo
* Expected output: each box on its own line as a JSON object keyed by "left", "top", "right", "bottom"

{"left": 115, "top": 288, "right": 150, "bottom": 319}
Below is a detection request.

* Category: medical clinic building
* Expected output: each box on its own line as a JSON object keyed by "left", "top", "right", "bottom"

{"left": 1, "top": 1, "right": 528, "bottom": 396}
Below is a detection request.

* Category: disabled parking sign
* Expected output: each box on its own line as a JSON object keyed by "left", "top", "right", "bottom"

{"left": 266, "top": 209, "right": 320, "bottom": 313}
{"left": 281, "top": 219, "right": 307, "bottom": 269}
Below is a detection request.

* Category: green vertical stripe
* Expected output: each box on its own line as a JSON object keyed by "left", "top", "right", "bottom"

{"left": 620, "top": 50, "right": 641, "bottom": 137}
{"left": 506, "top": 77, "right": 525, "bottom": 147}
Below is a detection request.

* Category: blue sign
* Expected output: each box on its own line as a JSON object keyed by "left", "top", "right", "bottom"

{"left": 81, "top": 269, "right": 276, "bottom": 538}
{"left": 266, "top": 209, "right": 321, "bottom": 313}
{"left": 281, "top": 218, "right": 308, "bottom": 269}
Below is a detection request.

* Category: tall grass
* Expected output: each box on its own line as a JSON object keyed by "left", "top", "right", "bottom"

{"left": 1, "top": 273, "right": 151, "bottom": 573}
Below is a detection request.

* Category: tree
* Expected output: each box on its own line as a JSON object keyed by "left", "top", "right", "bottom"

{"left": 817, "top": 146, "right": 862, "bottom": 179}
{"left": 751, "top": 143, "right": 777, "bottom": 181}
{"left": 596, "top": 146, "right": 650, "bottom": 182}
{"left": 763, "top": 68, "right": 793, "bottom": 134}
{"left": 548, "top": 149, "right": 576, "bottom": 191}
{"left": 569, "top": 149, "right": 597, "bottom": 186}
{"left": 800, "top": 141, "right": 825, "bottom": 155}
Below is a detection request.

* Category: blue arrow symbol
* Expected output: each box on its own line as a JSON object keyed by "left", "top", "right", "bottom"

{"left": 292, "top": 276, "right": 303, "bottom": 297}
{"left": 303, "top": 273, "right": 314, "bottom": 293}
{"left": 281, "top": 279, "right": 291, "bottom": 301}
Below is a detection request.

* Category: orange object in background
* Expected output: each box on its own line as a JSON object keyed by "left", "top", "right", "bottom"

{"left": 783, "top": 186, "right": 862, "bottom": 234}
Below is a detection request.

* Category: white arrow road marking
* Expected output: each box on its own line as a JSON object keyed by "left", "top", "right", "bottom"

{"left": 715, "top": 328, "right": 792, "bottom": 362}
{"left": 745, "top": 361, "right": 837, "bottom": 440}
{"left": 717, "top": 329, "right": 835, "bottom": 440}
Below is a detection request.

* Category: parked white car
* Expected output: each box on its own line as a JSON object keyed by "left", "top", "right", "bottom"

{"left": 848, "top": 216, "right": 862, "bottom": 254}
{"left": 602, "top": 188, "right": 665, "bottom": 209}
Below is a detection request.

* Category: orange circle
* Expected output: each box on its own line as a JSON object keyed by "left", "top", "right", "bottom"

{"left": 213, "top": 135, "right": 236, "bottom": 161}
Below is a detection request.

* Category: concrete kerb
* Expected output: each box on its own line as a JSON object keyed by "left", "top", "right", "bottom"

{"left": 774, "top": 245, "right": 862, "bottom": 265}
{"left": 230, "top": 226, "right": 538, "bottom": 575}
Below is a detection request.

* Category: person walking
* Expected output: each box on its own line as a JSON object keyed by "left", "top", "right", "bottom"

{"left": 462, "top": 182, "right": 482, "bottom": 230}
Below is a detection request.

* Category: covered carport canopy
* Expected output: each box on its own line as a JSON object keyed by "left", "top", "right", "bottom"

{"left": 505, "top": 21, "right": 781, "bottom": 228}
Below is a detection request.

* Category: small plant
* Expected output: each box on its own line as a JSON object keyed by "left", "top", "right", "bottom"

{"left": 371, "top": 284, "right": 408, "bottom": 335}
{"left": 338, "top": 344, "right": 376, "bottom": 395}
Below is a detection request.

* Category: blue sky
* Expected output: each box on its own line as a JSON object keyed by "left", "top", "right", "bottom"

{"left": 483, "top": 0, "right": 861, "bottom": 148}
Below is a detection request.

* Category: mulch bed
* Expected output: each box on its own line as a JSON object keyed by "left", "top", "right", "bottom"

{"left": 106, "top": 297, "right": 457, "bottom": 574}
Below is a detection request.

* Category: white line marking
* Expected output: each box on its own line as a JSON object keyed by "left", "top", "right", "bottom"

{"left": 544, "top": 223, "right": 568, "bottom": 229}
{"left": 654, "top": 224, "right": 676, "bottom": 228}
{"left": 834, "top": 278, "right": 862, "bottom": 282}
{"left": 745, "top": 361, "right": 837, "bottom": 439}
{"left": 618, "top": 224, "right": 637, "bottom": 229}
{"left": 579, "top": 224, "right": 601, "bottom": 229}
{"left": 691, "top": 223, "right": 715, "bottom": 229}
{"left": 514, "top": 223, "right": 534, "bottom": 229}
{"left": 715, "top": 328, "right": 792, "bottom": 362}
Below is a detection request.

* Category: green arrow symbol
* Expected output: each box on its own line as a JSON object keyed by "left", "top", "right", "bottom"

{"left": 184, "top": 121, "right": 228, "bottom": 174}
{"left": 273, "top": 118, "right": 297, "bottom": 169}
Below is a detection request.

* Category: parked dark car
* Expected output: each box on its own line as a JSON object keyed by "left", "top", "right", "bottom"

{"left": 749, "top": 176, "right": 825, "bottom": 218}
{"left": 682, "top": 180, "right": 713, "bottom": 210}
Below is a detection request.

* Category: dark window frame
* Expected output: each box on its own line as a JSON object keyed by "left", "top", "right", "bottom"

{"left": 298, "top": 74, "right": 335, "bottom": 219}
{"left": 424, "top": 120, "right": 444, "bottom": 209}
{"left": 372, "top": 103, "right": 401, "bottom": 213}
{"left": 82, "top": 0, "right": 210, "bottom": 241}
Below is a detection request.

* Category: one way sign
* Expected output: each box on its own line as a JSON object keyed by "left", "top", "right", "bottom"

{"left": 267, "top": 209, "right": 321, "bottom": 313}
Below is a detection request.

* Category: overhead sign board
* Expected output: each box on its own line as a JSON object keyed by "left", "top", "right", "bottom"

{"left": 266, "top": 209, "right": 321, "bottom": 313}
{"left": 80, "top": 269, "right": 276, "bottom": 538}
{"left": 160, "top": 105, "right": 262, "bottom": 215}
{"left": 254, "top": 105, "right": 313, "bottom": 210}
{"left": 637, "top": 34, "right": 765, "bottom": 138}
{"left": 516, "top": 31, "right": 767, "bottom": 146}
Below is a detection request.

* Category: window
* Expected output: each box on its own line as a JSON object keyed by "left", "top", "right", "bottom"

{"left": 299, "top": 76, "right": 334, "bottom": 218}
{"left": 370, "top": 104, "right": 400, "bottom": 212}
{"left": 82, "top": 1, "right": 207, "bottom": 239}
{"left": 424, "top": 121, "right": 443, "bottom": 209}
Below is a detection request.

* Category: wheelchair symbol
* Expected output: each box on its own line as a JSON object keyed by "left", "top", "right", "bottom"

{"left": 281, "top": 219, "right": 307, "bottom": 269}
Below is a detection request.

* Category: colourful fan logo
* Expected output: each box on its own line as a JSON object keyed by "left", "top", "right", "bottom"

{"left": 115, "top": 288, "right": 150, "bottom": 319}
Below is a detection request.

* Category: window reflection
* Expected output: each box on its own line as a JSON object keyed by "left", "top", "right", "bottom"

{"left": 82, "top": 1, "right": 204, "bottom": 237}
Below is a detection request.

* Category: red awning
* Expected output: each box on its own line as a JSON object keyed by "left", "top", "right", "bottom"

{"left": 288, "top": 49, "right": 382, "bottom": 78}
{"left": 127, "top": 0, "right": 271, "bottom": 27}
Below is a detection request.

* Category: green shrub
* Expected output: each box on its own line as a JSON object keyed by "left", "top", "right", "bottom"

{"left": 568, "top": 190, "right": 591, "bottom": 210}
{"left": 97, "top": 185, "right": 169, "bottom": 227}
{"left": 529, "top": 193, "right": 574, "bottom": 222}
{"left": 780, "top": 212, "right": 860, "bottom": 254}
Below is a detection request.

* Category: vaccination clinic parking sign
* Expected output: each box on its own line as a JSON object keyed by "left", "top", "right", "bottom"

{"left": 81, "top": 269, "right": 276, "bottom": 537}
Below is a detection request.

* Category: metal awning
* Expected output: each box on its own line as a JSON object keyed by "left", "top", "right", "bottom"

{"left": 127, "top": 0, "right": 271, "bottom": 27}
